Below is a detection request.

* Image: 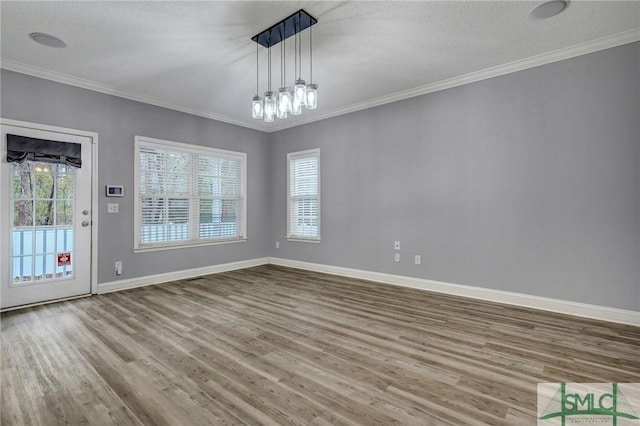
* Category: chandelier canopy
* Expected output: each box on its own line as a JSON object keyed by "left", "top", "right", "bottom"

{"left": 251, "top": 9, "right": 318, "bottom": 122}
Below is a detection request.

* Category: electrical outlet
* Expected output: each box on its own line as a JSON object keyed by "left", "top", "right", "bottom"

{"left": 414, "top": 255, "right": 422, "bottom": 265}
{"left": 107, "top": 203, "right": 119, "bottom": 213}
{"left": 115, "top": 261, "right": 122, "bottom": 275}
{"left": 394, "top": 253, "right": 400, "bottom": 262}
{"left": 275, "top": 241, "right": 280, "bottom": 249}
{"left": 394, "top": 241, "right": 400, "bottom": 250}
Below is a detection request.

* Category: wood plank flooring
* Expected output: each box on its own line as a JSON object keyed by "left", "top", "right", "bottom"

{"left": 2, "top": 265, "right": 639, "bottom": 425}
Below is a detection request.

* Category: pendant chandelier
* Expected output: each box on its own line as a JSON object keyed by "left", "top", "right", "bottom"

{"left": 251, "top": 9, "right": 318, "bottom": 122}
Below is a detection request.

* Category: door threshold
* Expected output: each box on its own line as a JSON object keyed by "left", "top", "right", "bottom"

{"left": 1, "top": 293, "right": 92, "bottom": 313}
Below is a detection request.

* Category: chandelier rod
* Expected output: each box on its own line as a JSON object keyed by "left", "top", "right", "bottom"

{"left": 268, "top": 45, "right": 271, "bottom": 92}
{"left": 310, "top": 24, "right": 313, "bottom": 84}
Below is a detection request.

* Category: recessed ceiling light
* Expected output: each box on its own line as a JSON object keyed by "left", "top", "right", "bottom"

{"left": 530, "top": 0, "right": 569, "bottom": 19}
{"left": 29, "top": 32, "right": 67, "bottom": 48}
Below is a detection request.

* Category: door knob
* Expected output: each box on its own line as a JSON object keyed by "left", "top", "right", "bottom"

{"left": 82, "top": 220, "right": 90, "bottom": 227}
{"left": 82, "top": 210, "right": 89, "bottom": 215}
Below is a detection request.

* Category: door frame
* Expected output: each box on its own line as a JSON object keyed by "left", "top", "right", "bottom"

{"left": 1, "top": 118, "right": 99, "bottom": 302}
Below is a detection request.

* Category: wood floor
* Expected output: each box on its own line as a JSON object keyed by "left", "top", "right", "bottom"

{"left": 2, "top": 265, "right": 639, "bottom": 425}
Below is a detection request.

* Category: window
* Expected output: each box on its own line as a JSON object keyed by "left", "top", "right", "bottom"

{"left": 287, "top": 149, "right": 320, "bottom": 241}
{"left": 134, "top": 136, "right": 246, "bottom": 251}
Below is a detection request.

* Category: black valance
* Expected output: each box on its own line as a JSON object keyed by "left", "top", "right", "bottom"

{"left": 7, "top": 134, "right": 82, "bottom": 168}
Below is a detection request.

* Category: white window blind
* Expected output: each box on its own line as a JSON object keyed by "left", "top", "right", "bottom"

{"left": 135, "top": 136, "right": 246, "bottom": 251}
{"left": 287, "top": 149, "right": 320, "bottom": 241}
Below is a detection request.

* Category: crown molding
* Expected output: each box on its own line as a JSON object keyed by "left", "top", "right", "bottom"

{"left": 0, "top": 58, "right": 265, "bottom": 132}
{"left": 269, "top": 28, "right": 640, "bottom": 132}
{"left": 2, "top": 28, "right": 639, "bottom": 134}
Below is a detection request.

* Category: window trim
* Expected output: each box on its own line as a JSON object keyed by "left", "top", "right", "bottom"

{"left": 134, "top": 135, "right": 247, "bottom": 252}
{"left": 287, "top": 148, "right": 321, "bottom": 242}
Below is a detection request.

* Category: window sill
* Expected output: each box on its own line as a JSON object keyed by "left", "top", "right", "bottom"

{"left": 286, "top": 237, "right": 321, "bottom": 243}
{"left": 134, "top": 238, "right": 247, "bottom": 253}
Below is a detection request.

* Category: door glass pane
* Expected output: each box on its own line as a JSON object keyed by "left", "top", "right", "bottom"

{"left": 11, "top": 161, "right": 76, "bottom": 285}
{"left": 13, "top": 201, "right": 33, "bottom": 226}
{"left": 56, "top": 229, "right": 73, "bottom": 252}
{"left": 56, "top": 200, "right": 73, "bottom": 225}
{"left": 13, "top": 165, "right": 33, "bottom": 198}
{"left": 56, "top": 167, "right": 74, "bottom": 199}
{"left": 35, "top": 165, "right": 54, "bottom": 198}
{"left": 35, "top": 200, "right": 54, "bottom": 226}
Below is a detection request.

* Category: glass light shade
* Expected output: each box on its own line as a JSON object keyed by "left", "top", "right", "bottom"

{"left": 277, "top": 99, "right": 288, "bottom": 119}
{"left": 294, "top": 79, "right": 306, "bottom": 105}
{"left": 263, "top": 91, "right": 276, "bottom": 122}
{"left": 251, "top": 95, "right": 264, "bottom": 119}
{"left": 305, "top": 83, "right": 318, "bottom": 109}
{"left": 291, "top": 98, "right": 303, "bottom": 115}
{"left": 278, "top": 87, "right": 292, "bottom": 113}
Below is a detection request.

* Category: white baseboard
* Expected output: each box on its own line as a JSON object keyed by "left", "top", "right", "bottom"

{"left": 96, "top": 256, "right": 638, "bottom": 326}
{"left": 268, "top": 257, "right": 640, "bottom": 326}
{"left": 97, "top": 257, "right": 269, "bottom": 294}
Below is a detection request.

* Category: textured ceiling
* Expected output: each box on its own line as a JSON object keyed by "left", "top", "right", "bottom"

{"left": 1, "top": 1, "right": 639, "bottom": 132}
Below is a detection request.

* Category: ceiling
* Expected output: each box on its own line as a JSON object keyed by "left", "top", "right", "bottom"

{"left": 1, "top": 1, "right": 639, "bottom": 132}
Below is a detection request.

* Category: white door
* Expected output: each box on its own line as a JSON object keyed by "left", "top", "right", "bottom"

{"left": 1, "top": 121, "right": 94, "bottom": 309}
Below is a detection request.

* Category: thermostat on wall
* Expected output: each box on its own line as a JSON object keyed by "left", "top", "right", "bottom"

{"left": 106, "top": 185, "right": 124, "bottom": 197}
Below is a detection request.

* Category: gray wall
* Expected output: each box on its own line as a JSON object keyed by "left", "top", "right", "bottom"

{"left": 1, "top": 70, "right": 271, "bottom": 284}
{"left": 269, "top": 42, "right": 640, "bottom": 311}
